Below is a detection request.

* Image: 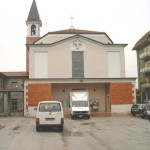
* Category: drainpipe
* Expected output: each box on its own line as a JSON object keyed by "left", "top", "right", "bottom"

{"left": 4, "top": 92, "right": 8, "bottom": 117}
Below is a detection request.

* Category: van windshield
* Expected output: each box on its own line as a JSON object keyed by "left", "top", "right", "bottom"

{"left": 72, "top": 101, "right": 88, "bottom": 107}
{"left": 39, "top": 103, "right": 61, "bottom": 112}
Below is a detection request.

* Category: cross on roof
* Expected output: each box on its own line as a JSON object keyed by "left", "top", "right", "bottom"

{"left": 69, "top": 16, "right": 74, "bottom": 29}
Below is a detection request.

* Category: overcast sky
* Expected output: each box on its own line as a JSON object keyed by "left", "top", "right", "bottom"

{"left": 0, "top": 0, "right": 150, "bottom": 79}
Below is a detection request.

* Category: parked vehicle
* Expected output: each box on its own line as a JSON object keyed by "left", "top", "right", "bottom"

{"left": 131, "top": 104, "right": 143, "bottom": 116}
{"left": 146, "top": 107, "right": 150, "bottom": 121}
{"left": 140, "top": 105, "right": 150, "bottom": 119}
{"left": 35, "top": 101, "right": 64, "bottom": 132}
{"left": 138, "top": 104, "right": 146, "bottom": 113}
{"left": 69, "top": 91, "right": 90, "bottom": 119}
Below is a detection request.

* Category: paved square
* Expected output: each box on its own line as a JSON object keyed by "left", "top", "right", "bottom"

{"left": 0, "top": 116, "right": 150, "bottom": 150}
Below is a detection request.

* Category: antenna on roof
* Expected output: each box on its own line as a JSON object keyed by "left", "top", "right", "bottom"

{"left": 69, "top": 16, "right": 75, "bottom": 29}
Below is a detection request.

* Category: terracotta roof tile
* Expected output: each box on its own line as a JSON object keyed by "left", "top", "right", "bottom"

{"left": 49, "top": 29, "right": 105, "bottom": 34}
{"left": 1, "top": 72, "right": 28, "bottom": 77}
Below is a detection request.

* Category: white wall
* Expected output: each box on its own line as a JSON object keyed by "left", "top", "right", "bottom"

{"left": 107, "top": 51, "right": 121, "bottom": 77}
{"left": 29, "top": 37, "right": 125, "bottom": 78}
{"left": 26, "top": 107, "right": 37, "bottom": 117}
{"left": 111, "top": 104, "right": 133, "bottom": 113}
{"left": 34, "top": 52, "right": 48, "bottom": 78}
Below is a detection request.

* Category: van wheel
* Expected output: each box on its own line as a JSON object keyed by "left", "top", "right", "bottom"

{"left": 71, "top": 115, "right": 75, "bottom": 120}
{"left": 36, "top": 125, "right": 40, "bottom": 132}
{"left": 59, "top": 125, "right": 63, "bottom": 132}
{"left": 85, "top": 116, "right": 90, "bottom": 120}
{"left": 71, "top": 115, "right": 73, "bottom": 119}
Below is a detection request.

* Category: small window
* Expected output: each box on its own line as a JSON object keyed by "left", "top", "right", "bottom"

{"left": 11, "top": 82, "right": 17, "bottom": 89}
{"left": 11, "top": 99, "right": 18, "bottom": 111}
{"left": 72, "top": 101, "right": 88, "bottom": 107}
{"left": 31, "top": 24, "right": 36, "bottom": 36}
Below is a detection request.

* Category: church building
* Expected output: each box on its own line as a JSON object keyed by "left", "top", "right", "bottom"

{"left": 23, "top": 0, "right": 136, "bottom": 117}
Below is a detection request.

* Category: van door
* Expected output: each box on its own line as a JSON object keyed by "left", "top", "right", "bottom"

{"left": 38, "top": 102, "right": 62, "bottom": 125}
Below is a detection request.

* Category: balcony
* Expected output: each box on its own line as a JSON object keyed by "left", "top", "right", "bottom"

{"left": 141, "top": 82, "right": 150, "bottom": 89}
{"left": 139, "top": 51, "right": 150, "bottom": 60}
{"left": 140, "top": 66, "right": 150, "bottom": 74}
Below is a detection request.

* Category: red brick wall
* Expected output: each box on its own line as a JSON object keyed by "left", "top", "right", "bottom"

{"left": 110, "top": 83, "right": 134, "bottom": 105}
{"left": 26, "top": 37, "right": 39, "bottom": 72}
{"left": 26, "top": 83, "right": 52, "bottom": 106}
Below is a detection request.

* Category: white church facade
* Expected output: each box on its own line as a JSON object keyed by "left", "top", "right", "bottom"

{"left": 24, "top": 0, "right": 136, "bottom": 117}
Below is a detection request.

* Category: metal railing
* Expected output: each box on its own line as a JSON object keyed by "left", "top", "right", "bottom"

{"left": 139, "top": 51, "right": 150, "bottom": 59}
{"left": 140, "top": 66, "right": 150, "bottom": 74}
{"left": 141, "top": 82, "right": 150, "bottom": 88}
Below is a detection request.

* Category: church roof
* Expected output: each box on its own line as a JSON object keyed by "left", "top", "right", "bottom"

{"left": 27, "top": 0, "right": 41, "bottom": 22}
{"left": 0, "top": 72, "right": 28, "bottom": 77}
{"left": 133, "top": 31, "right": 150, "bottom": 50}
{"left": 27, "top": 34, "right": 127, "bottom": 47}
{"left": 48, "top": 29, "right": 105, "bottom": 34}
{"left": 33, "top": 28, "right": 113, "bottom": 44}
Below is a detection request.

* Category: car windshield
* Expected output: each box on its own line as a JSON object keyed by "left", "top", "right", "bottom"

{"left": 145, "top": 106, "right": 150, "bottom": 110}
{"left": 72, "top": 101, "right": 88, "bottom": 107}
{"left": 39, "top": 103, "right": 61, "bottom": 112}
{"left": 132, "top": 105, "right": 139, "bottom": 108}
{"left": 142, "top": 104, "right": 150, "bottom": 109}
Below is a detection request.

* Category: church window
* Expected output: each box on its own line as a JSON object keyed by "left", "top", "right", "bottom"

{"left": 72, "top": 51, "right": 84, "bottom": 78}
{"left": 31, "top": 24, "right": 36, "bottom": 36}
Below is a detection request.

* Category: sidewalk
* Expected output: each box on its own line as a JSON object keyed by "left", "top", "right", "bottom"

{"left": 64, "top": 112, "right": 131, "bottom": 118}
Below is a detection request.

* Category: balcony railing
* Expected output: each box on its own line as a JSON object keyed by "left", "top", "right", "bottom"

{"left": 139, "top": 51, "right": 150, "bottom": 59}
{"left": 141, "top": 82, "right": 150, "bottom": 88}
{"left": 140, "top": 66, "right": 150, "bottom": 74}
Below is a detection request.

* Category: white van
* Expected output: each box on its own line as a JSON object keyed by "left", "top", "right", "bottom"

{"left": 35, "top": 101, "right": 64, "bottom": 132}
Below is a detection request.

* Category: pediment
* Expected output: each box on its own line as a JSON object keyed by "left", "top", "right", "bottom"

{"left": 34, "top": 31, "right": 114, "bottom": 45}
{"left": 33, "top": 35, "right": 109, "bottom": 48}
{"left": 27, "top": 35, "right": 127, "bottom": 50}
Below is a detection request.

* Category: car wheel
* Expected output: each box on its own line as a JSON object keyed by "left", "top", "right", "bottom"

{"left": 59, "top": 125, "right": 63, "bottom": 132}
{"left": 132, "top": 113, "right": 136, "bottom": 116}
{"left": 36, "top": 125, "right": 40, "bottom": 132}
{"left": 85, "top": 115, "right": 90, "bottom": 120}
{"left": 71, "top": 115, "right": 76, "bottom": 120}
